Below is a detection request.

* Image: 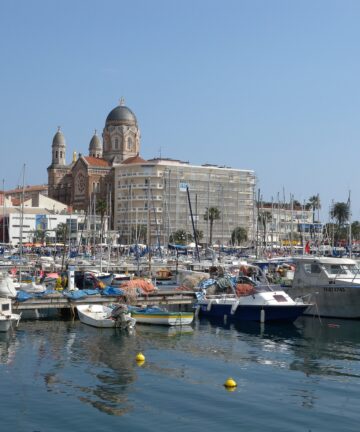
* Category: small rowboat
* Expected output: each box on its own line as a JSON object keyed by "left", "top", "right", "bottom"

{"left": 76, "top": 304, "right": 136, "bottom": 330}
{"left": 129, "top": 306, "right": 194, "bottom": 326}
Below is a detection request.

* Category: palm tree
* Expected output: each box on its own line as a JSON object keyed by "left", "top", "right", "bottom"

{"left": 56, "top": 222, "right": 68, "bottom": 271}
{"left": 231, "top": 227, "right": 247, "bottom": 246}
{"left": 331, "top": 201, "right": 349, "bottom": 243}
{"left": 32, "top": 229, "right": 50, "bottom": 245}
{"left": 169, "top": 229, "right": 192, "bottom": 245}
{"left": 258, "top": 211, "right": 272, "bottom": 246}
{"left": 204, "top": 207, "right": 221, "bottom": 245}
{"left": 331, "top": 202, "right": 349, "bottom": 227}
{"left": 191, "top": 228, "right": 203, "bottom": 243}
{"left": 351, "top": 221, "right": 360, "bottom": 241}
{"left": 308, "top": 194, "right": 321, "bottom": 223}
{"left": 96, "top": 198, "right": 107, "bottom": 241}
{"left": 55, "top": 223, "right": 68, "bottom": 244}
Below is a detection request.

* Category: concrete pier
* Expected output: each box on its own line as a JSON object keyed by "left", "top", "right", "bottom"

{"left": 12, "top": 290, "right": 196, "bottom": 317}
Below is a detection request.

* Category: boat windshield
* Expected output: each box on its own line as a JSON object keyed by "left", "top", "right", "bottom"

{"left": 322, "top": 263, "right": 360, "bottom": 277}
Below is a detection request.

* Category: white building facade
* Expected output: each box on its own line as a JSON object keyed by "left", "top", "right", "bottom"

{"left": 114, "top": 158, "right": 256, "bottom": 247}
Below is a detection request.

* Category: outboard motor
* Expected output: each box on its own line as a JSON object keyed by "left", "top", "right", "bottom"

{"left": 111, "top": 304, "right": 136, "bottom": 330}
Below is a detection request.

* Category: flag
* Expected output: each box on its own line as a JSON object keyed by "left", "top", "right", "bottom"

{"left": 305, "top": 241, "right": 310, "bottom": 254}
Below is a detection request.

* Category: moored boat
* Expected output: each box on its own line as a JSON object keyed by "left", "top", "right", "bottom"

{"left": 287, "top": 256, "right": 360, "bottom": 318}
{"left": 76, "top": 304, "right": 136, "bottom": 329}
{"left": 0, "top": 298, "right": 21, "bottom": 332}
{"left": 195, "top": 264, "right": 308, "bottom": 323}
{"left": 129, "top": 306, "right": 194, "bottom": 326}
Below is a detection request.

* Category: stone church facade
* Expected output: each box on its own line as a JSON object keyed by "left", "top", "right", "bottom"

{"left": 47, "top": 99, "right": 141, "bottom": 216}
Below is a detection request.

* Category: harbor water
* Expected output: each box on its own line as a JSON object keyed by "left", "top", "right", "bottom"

{"left": 1, "top": 316, "right": 359, "bottom": 432}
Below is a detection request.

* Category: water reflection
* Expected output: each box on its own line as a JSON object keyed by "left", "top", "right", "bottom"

{"left": 0, "top": 331, "right": 18, "bottom": 365}
{"left": 198, "top": 316, "right": 360, "bottom": 381}
{"left": 15, "top": 320, "right": 139, "bottom": 416}
{"left": 290, "top": 317, "right": 360, "bottom": 379}
{"left": 6, "top": 315, "right": 360, "bottom": 420}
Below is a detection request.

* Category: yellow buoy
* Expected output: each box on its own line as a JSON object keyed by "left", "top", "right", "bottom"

{"left": 136, "top": 353, "right": 145, "bottom": 362}
{"left": 224, "top": 378, "right": 237, "bottom": 389}
{"left": 136, "top": 359, "right": 145, "bottom": 367}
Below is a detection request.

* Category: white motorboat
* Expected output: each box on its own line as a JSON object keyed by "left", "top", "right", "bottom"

{"left": 0, "top": 298, "right": 21, "bottom": 332}
{"left": 195, "top": 264, "right": 309, "bottom": 323}
{"left": 76, "top": 304, "right": 136, "bottom": 330}
{"left": 18, "top": 281, "right": 46, "bottom": 293}
{"left": 288, "top": 256, "right": 360, "bottom": 318}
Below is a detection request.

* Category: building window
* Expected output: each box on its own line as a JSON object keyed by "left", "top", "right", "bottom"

{"left": 128, "top": 137, "right": 133, "bottom": 150}
{"left": 60, "top": 151, "right": 63, "bottom": 159}
{"left": 115, "top": 138, "right": 119, "bottom": 149}
{"left": 55, "top": 151, "right": 58, "bottom": 159}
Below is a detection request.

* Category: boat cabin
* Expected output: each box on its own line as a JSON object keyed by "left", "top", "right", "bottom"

{"left": 292, "top": 257, "right": 360, "bottom": 287}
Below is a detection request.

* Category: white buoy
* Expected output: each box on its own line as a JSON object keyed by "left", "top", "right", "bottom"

{"left": 260, "top": 309, "right": 265, "bottom": 323}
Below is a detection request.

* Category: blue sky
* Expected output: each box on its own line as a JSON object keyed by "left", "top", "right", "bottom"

{"left": 1, "top": 0, "right": 360, "bottom": 220}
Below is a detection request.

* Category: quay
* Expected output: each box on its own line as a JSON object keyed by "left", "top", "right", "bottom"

{"left": 12, "top": 290, "right": 197, "bottom": 317}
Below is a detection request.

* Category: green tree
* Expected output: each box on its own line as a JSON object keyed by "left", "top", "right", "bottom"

{"left": 231, "top": 226, "right": 248, "bottom": 246}
{"left": 258, "top": 211, "right": 272, "bottom": 246}
{"left": 32, "top": 229, "right": 50, "bottom": 245}
{"left": 308, "top": 194, "right": 321, "bottom": 223}
{"left": 191, "top": 228, "right": 204, "bottom": 243}
{"left": 55, "top": 223, "right": 68, "bottom": 244}
{"left": 330, "top": 201, "right": 350, "bottom": 243}
{"left": 96, "top": 198, "right": 107, "bottom": 242}
{"left": 55, "top": 222, "right": 68, "bottom": 271}
{"left": 169, "top": 229, "right": 192, "bottom": 245}
{"left": 351, "top": 221, "right": 360, "bottom": 241}
{"left": 204, "top": 207, "right": 221, "bottom": 245}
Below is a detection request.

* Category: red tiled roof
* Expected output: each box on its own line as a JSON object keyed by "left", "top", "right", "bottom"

{"left": 122, "top": 154, "right": 147, "bottom": 164}
{"left": 6, "top": 185, "right": 48, "bottom": 194}
{"left": 83, "top": 156, "right": 110, "bottom": 167}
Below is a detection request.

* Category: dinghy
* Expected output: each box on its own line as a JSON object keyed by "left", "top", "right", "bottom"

{"left": 76, "top": 304, "right": 136, "bottom": 330}
{"left": 129, "top": 306, "right": 194, "bottom": 326}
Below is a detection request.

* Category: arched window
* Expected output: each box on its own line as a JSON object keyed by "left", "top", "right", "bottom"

{"left": 115, "top": 138, "right": 119, "bottom": 149}
{"left": 127, "top": 137, "right": 133, "bottom": 150}
{"left": 55, "top": 151, "right": 58, "bottom": 159}
{"left": 60, "top": 151, "right": 63, "bottom": 159}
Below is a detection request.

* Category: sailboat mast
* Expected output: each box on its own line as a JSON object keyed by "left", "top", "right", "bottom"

{"left": 186, "top": 186, "right": 200, "bottom": 263}
{"left": 19, "top": 164, "right": 25, "bottom": 283}
{"left": 348, "top": 190, "right": 352, "bottom": 258}
{"left": 2, "top": 179, "right": 5, "bottom": 245}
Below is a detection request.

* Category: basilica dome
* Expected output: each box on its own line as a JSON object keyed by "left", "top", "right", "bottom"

{"left": 89, "top": 130, "right": 102, "bottom": 150}
{"left": 52, "top": 127, "right": 66, "bottom": 147}
{"left": 105, "top": 98, "right": 137, "bottom": 125}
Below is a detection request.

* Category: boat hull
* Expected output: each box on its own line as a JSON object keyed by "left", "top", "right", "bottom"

{"left": 287, "top": 284, "right": 360, "bottom": 319}
{"left": 131, "top": 311, "right": 194, "bottom": 326}
{"left": 77, "top": 304, "right": 136, "bottom": 329}
{"left": 0, "top": 319, "right": 12, "bottom": 332}
{"left": 197, "top": 303, "right": 308, "bottom": 322}
{"left": 0, "top": 315, "right": 21, "bottom": 332}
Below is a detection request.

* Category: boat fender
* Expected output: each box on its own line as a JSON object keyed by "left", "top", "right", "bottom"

{"left": 194, "top": 305, "right": 200, "bottom": 317}
{"left": 230, "top": 301, "right": 239, "bottom": 315}
{"left": 260, "top": 309, "right": 265, "bottom": 323}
